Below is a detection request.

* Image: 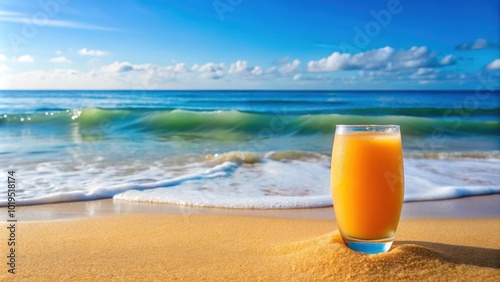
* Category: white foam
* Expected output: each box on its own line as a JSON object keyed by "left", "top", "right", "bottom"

{"left": 114, "top": 159, "right": 500, "bottom": 209}
{"left": 403, "top": 158, "right": 500, "bottom": 201}
{"left": 1, "top": 153, "right": 499, "bottom": 208}
{"left": 115, "top": 191, "right": 332, "bottom": 209}
{"left": 113, "top": 157, "right": 500, "bottom": 208}
{"left": 114, "top": 160, "right": 332, "bottom": 209}
{"left": 0, "top": 162, "right": 240, "bottom": 206}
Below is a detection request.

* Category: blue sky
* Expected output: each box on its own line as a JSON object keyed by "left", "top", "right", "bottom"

{"left": 0, "top": 0, "right": 498, "bottom": 90}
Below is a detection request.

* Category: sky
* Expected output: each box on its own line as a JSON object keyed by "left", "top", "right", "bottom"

{"left": 0, "top": 0, "right": 498, "bottom": 90}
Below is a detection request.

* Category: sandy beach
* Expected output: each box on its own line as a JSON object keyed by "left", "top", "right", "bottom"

{"left": 1, "top": 195, "right": 499, "bottom": 281}
{"left": 1, "top": 0, "right": 499, "bottom": 280}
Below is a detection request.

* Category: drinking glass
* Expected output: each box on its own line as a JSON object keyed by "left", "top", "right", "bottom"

{"left": 331, "top": 125, "right": 404, "bottom": 254}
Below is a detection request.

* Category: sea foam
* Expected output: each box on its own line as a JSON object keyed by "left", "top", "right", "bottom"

{"left": 2, "top": 151, "right": 498, "bottom": 208}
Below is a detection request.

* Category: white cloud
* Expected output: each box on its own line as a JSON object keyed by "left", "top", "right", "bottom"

{"left": 409, "top": 68, "right": 442, "bottom": 80}
{"left": 228, "top": 60, "right": 265, "bottom": 76}
{"left": 279, "top": 59, "right": 300, "bottom": 74}
{"left": 308, "top": 47, "right": 387, "bottom": 72}
{"left": 100, "top": 61, "right": 146, "bottom": 73}
{"left": 308, "top": 46, "right": 455, "bottom": 72}
{"left": 17, "top": 54, "right": 34, "bottom": 63}
{"left": 2, "top": 55, "right": 487, "bottom": 90}
{"left": 160, "top": 63, "right": 188, "bottom": 73}
{"left": 154, "top": 63, "right": 189, "bottom": 81}
{"left": 55, "top": 50, "right": 62, "bottom": 55}
{"left": 455, "top": 38, "right": 498, "bottom": 50}
{"left": 251, "top": 66, "right": 263, "bottom": 76}
{"left": 93, "top": 61, "right": 224, "bottom": 83}
{"left": 485, "top": 59, "right": 500, "bottom": 70}
{"left": 78, "top": 48, "right": 108, "bottom": 56}
{"left": 101, "top": 61, "right": 133, "bottom": 72}
{"left": 50, "top": 56, "right": 72, "bottom": 63}
{"left": 99, "top": 62, "right": 188, "bottom": 85}
{"left": 0, "top": 53, "right": 6, "bottom": 61}
{"left": 439, "top": 55, "right": 454, "bottom": 66}
{"left": 228, "top": 60, "right": 249, "bottom": 74}
{"left": 0, "top": 64, "right": 9, "bottom": 72}
{"left": 192, "top": 62, "right": 225, "bottom": 79}
{"left": 0, "top": 68, "right": 106, "bottom": 90}
{"left": 469, "top": 39, "right": 488, "bottom": 49}
{"left": 358, "top": 66, "right": 474, "bottom": 86}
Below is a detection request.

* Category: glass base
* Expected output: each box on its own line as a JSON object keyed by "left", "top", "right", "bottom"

{"left": 340, "top": 233, "right": 394, "bottom": 254}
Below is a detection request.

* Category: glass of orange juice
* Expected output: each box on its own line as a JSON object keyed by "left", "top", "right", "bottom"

{"left": 331, "top": 125, "right": 404, "bottom": 254}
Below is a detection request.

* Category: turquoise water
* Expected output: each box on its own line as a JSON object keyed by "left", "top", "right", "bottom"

{"left": 0, "top": 90, "right": 499, "bottom": 207}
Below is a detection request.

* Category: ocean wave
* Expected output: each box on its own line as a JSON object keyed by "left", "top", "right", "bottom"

{"left": 1, "top": 108, "right": 498, "bottom": 137}
{"left": 2, "top": 91, "right": 498, "bottom": 209}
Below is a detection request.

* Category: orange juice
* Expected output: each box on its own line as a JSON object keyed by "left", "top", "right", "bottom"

{"left": 331, "top": 129, "right": 404, "bottom": 240}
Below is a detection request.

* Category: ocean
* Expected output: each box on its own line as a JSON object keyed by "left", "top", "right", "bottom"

{"left": 0, "top": 90, "right": 499, "bottom": 208}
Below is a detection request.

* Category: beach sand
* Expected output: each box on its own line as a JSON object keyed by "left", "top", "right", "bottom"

{"left": 1, "top": 197, "right": 499, "bottom": 281}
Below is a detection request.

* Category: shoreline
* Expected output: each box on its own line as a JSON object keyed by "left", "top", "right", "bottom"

{"left": 3, "top": 194, "right": 500, "bottom": 222}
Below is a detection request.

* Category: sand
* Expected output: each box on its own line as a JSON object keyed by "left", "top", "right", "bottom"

{"left": 1, "top": 214, "right": 499, "bottom": 281}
